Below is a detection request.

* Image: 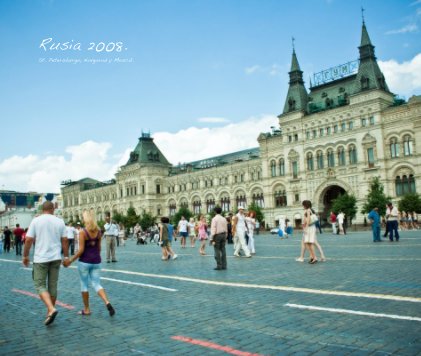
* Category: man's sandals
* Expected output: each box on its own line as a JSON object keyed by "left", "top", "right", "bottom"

{"left": 44, "top": 310, "right": 58, "bottom": 326}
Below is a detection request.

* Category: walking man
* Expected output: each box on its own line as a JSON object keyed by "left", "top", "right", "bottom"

{"left": 210, "top": 207, "right": 228, "bottom": 270}
{"left": 386, "top": 202, "right": 400, "bottom": 242}
{"left": 22, "top": 201, "right": 69, "bottom": 326}
{"left": 65, "top": 222, "right": 77, "bottom": 255}
{"left": 3, "top": 226, "right": 11, "bottom": 253}
{"left": 13, "top": 223, "right": 25, "bottom": 256}
{"left": 104, "top": 214, "right": 118, "bottom": 262}
{"left": 330, "top": 211, "right": 337, "bottom": 234}
{"left": 337, "top": 211, "right": 346, "bottom": 235}
{"left": 232, "top": 206, "right": 251, "bottom": 258}
{"left": 368, "top": 207, "right": 381, "bottom": 242}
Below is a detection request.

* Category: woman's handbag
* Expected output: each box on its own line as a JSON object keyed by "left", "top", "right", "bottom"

{"left": 309, "top": 213, "right": 319, "bottom": 226}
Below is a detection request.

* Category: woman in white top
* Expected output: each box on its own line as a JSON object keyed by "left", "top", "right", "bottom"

{"left": 301, "top": 200, "right": 318, "bottom": 264}
{"left": 245, "top": 211, "right": 256, "bottom": 254}
{"left": 118, "top": 223, "right": 125, "bottom": 247}
{"left": 188, "top": 218, "right": 197, "bottom": 247}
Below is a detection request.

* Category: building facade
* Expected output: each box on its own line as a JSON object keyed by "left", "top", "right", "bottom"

{"left": 61, "top": 22, "right": 421, "bottom": 228}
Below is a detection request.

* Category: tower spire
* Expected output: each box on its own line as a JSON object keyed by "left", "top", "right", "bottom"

{"left": 354, "top": 16, "right": 390, "bottom": 93}
{"left": 282, "top": 43, "right": 308, "bottom": 115}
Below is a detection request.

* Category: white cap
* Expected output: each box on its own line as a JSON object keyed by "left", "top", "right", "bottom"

{"left": 238, "top": 205, "right": 245, "bottom": 210}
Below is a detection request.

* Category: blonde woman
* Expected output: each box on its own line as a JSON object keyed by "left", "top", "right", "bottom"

{"left": 63, "top": 211, "right": 115, "bottom": 316}
{"left": 188, "top": 218, "right": 197, "bottom": 247}
{"left": 198, "top": 215, "right": 208, "bottom": 255}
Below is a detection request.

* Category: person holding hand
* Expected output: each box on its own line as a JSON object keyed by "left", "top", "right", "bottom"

{"left": 63, "top": 211, "right": 115, "bottom": 317}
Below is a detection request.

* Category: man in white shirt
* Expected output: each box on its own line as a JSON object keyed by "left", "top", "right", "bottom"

{"left": 22, "top": 201, "right": 68, "bottom": 326}
{"left": 104, "top": 215, "right": 119, "bottom": 262}
{"left": 66, "top": 222, "right": 77, "bottom": 255}
{"left": 337, "top": 212, "right": 346, "bottom": 235}
{"left": 386, "top": 202, "right": 400, "bottom": 242}
{"left": 177, "top": 216, "right": 188, "bottom": 248}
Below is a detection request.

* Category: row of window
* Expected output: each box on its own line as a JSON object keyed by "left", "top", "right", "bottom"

{"left": 390, "top": 136, "right": 413, "bottom": 158}
{"left": 168, "top": 172, "right": 262, "bottom": 193}
{"left": 305, "top": 117, "right": 374, "bottom": 140}
{"left": 168, "top": 194, "right": 264, "bottom": 215}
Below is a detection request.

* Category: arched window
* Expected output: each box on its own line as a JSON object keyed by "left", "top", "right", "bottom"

{"left": 316, "top": 151, "right": 324, "bottom": 169}
{"left": 349, "top": 145, "right": 357, "bottom": 164}
{"left": 169, "top": 202, "right": 177, "bottom": 216}
{"left": 337, "top": 147, "right": 345, "bottom": 166}
{"left": 404, "top": 135, "right": 413, "bottom": 156}
{"left": 395, "top": 174, "right": 416, "bottom": 196}
{"left": 220, "top": 196, "right": 230, "bottom": 212}
{"left": 395, "top": 176, "right": 402, "bottom": 196}
{"left": 279, "top": 158, "right": 285, "bottom": 176}
{"left": 193, "top": 200, "right": 201, "bottom": 214}
{"left": 327, "top": 149, "right": 335, "bottom": 167}
{"left": 390, "top": 138, "right": 399, "bottom": 158}
{"left": 236, "top": 194, "right": 247, "bottom": 209}
{"left": 270, "top": 161, "right": 276, "bottom": 177}
{"left": 252, "top": 193, "right": 265, "bottom": 208}
{"left": 306, "top": 153, "right": 314, "bottom": 171}
{"left": 206, "top": 199, "right": 215, "bottom": 213}
{"left": 402, "top": 175, "right": 409, "bottom": 195}
{"left": 274, "top": 189, "right": 287, "bottom": 207}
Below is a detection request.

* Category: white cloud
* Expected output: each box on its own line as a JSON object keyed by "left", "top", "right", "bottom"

{"left": 154, "top": 115, "right": 278, "bottom": 164}
{"left": 0, "top": 116, "right": 279, "bottom": 193}
{"left": 245, "top": 64, "right": 283, "bottom": 77}
{"left": 411, "top": 0, "right": 421, "bottom": 6}
{"left": 245, "top": 65, "right": 261, "bottom": 74}
{"left": 0, "top": 141, "right": 120, "bottom": 193}
{"left": 386, "top": 23, "right": 418, "bottom": 35}
{"left": 379, "top": 53, "right": 421, "bottom": 97}
{"left": 197, "top": 117, "right": 230, "bottom": 123}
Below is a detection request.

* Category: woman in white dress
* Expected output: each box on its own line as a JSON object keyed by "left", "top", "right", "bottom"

{"left": 246, "top": 211, "right": 256, "bottom": 254}
{"left": 302, "top": 200, "right": 317, "bottom": 264}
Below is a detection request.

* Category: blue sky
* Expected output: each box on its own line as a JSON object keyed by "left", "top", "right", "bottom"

{"left": 0, "top": 0, "right": 420, "bottom": 192}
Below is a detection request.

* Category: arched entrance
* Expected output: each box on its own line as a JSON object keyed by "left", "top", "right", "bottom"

{"left": 321, "top": 185, "right": 345, "bottom": 221}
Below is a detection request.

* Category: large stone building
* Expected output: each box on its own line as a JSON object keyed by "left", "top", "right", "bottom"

{"left": 61, "top": 21, "right": 421, "bottom": 228}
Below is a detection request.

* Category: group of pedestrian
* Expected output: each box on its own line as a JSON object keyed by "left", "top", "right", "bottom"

{"left": 0, "top": 224, "right": 27, "bottom": 255}
{"left": 328, "top": 211, "right": 346, "bottom": 235}
{"left": 22, "top": 201, "right": 115, "bottom": 326}
{"left": 368, "top": 202, "right": 401, "bottom": 242}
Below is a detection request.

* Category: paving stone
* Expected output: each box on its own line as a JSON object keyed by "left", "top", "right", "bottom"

{"left": 1, "top": 231, "right": 420, "bottom": 354}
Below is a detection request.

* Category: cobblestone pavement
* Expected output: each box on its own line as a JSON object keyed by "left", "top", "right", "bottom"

{"left": 1, "top": 230, "right": 421, "bottom": 355}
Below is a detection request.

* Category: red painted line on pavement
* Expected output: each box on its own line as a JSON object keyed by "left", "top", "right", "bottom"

{"left": 171, "top": 335, "right": 264, "bottom": 356}
{"left": 11, "top": 289, "right": 75, "bottom": 310}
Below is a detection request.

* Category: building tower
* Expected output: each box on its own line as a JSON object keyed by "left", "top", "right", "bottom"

{"left": 282, "top": 47, "right": 308, "bottom": 114}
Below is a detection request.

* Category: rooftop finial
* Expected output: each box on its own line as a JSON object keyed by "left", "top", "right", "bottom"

{"left": 292, "top": 36, "right": 295, "bottom": 51}
{"left": 361, "top": 6, "right": 365, "bottom": 24}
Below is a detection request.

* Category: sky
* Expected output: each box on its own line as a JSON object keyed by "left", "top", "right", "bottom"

{"left": 0, "top": 0, "right": 420, "bottom": 193}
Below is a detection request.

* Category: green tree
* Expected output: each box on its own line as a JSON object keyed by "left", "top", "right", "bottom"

{"left": 247, "top": 202, "right": 265, "bottom": 224}
{"left": 171, "top": 206, "right": 193, "bottom": 226}
{"left": 332, "top": 193, "right": 357, "bottom": 224}
{"left": 97, "top": 219, "right": 105, "bottom": 231}
{"left": 398, "top": 193, "right": 421, "bottom": 213}
{"left": 125, "top": 206, "right": 140, "bottom": 228}
{"left": 361, "top": 177, "right": 391, "bottom": 216}
{"left": 139, "top": 212, "right": 157, "bottom": 230}
{"left": 111, "top": 210, "right": 126, "bottom": 225}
